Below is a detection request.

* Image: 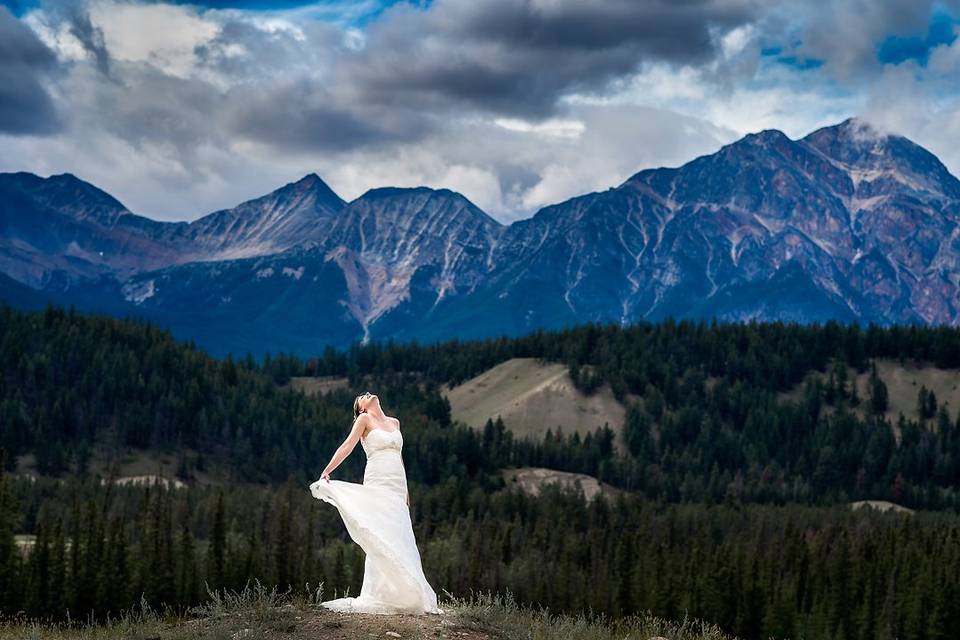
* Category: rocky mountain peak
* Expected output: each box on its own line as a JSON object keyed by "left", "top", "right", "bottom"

{"left": 710, "top": 127, "right": 787, "bottom": 155}
{"left": 803, "top": 117, "right": 892, "bottom": 161}
{"left": 0, "top": 171, "right": 131, "bottom": 228}
{"left": 180, "top": 173, "right": 346, "bottom": 259}
{"left": 281, "top": 172, "right": 346, "bottom": 208}
{"left": 804, "top": 117, "right": 960, "bottom": 199}
{"left": 740, "top": 128, "right": 792, "bottom": 146}
{"left": 4, "top": 118, "right": 960, "bottom": 356}
{"left": 349, "top": 186, "right": 503, "bottom": 232}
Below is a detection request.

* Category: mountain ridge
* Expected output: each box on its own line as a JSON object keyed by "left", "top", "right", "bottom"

{"left": 178, "top": 171, "right": 347, "bottom": 260}
{"left": 3, "top": 116, "right": 959, "bottom": 356}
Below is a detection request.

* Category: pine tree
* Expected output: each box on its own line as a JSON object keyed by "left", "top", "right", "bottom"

{"left": 206, "top": 489, "right": 227, "bottom": 592}
{"left": 74, "top": 499, "right": 102, "bottom": 618}
{"left": 928, "top": 389, "right": 939, "bottom": 420}
{"left": 0, "top": 449, "right": 20, "bottom": 613}
{"left": 274, "top": 486, "right": 293, "bottom": 590}
{"left": 97, "top": 517, "right": 131, "bottom": 619}
{"left": 917, "top": 385, "right": 938, "bottom": 421}
{"left": 23, "top": 516, "right": 50, "bottom": 619}
{"left": 47, "top": 519, "right": 66, "bottom": 620}
{"left": 868, "top": 361, "right": 888, "bottom": 415}
{"left": 176, "top": 524, "right": 197, "bottom": 606}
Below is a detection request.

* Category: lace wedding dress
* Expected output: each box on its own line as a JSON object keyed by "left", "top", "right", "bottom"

{"left": 308, "top": 427, "right": 443, "bottom": 615}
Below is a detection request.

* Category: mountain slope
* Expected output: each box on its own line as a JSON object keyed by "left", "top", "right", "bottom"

{"left": 105, "top": 244, "right": 363, "bottom": 355}
{"left": 102, "top": 186, "right": 502, "bottom": 352}
{"left": 2, "top": 117, "right": 959, "bottom": 355}
{"left": 180, "top": 172, "right": 346, "bottom": 260}
{"left": 332, "top": 187, "right": 504, "bottom": 340}
{"left": 0, "top": 172, "right": 185, "bottom": 288}
{"left": 448, "top": 118, "right": 957, "bottom": 339}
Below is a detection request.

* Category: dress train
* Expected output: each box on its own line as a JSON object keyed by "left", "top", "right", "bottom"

{"left": 309, "top": 428, "right": 443, "bottom": 615}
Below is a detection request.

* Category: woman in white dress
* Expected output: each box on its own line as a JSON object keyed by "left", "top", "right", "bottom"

{"left": 309, "top": 391, "right": 443, "bottom": 615}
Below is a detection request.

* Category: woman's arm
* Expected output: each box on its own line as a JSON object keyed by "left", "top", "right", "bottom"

{"left": 395, "top": 417, "right": 410, "bottom": 506}
{"left": 320, "top": 414, "right": 368, "bottom": 480}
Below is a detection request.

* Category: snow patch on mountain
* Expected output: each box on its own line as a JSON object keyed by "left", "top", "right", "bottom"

{"left": 122, "top": 279, "right": 155, "bottom": 304}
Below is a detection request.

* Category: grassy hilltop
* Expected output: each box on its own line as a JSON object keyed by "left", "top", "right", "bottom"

{"left": 0, "top": 581, "right": 734, "bottom": 640}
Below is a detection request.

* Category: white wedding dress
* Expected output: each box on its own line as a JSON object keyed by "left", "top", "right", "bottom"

{"left": 308, "top": 427, "right": 443, "bottom": 615}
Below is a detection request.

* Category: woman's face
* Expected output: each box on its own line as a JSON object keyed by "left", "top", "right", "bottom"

{"left": 359, "top": 391, "right": 378, "bottom": 413}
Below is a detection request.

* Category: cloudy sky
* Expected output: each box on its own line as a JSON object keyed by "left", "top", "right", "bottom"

{"left": 2, "top": 0, "right": 960, "bottom": 223}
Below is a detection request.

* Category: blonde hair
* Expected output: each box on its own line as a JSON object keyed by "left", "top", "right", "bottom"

{"left": 353, "top": 393, "right": 367, "bottom": 419}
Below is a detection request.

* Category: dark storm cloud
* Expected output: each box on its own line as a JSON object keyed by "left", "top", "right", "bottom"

{"left": 342, "top": 0, "right": 761, "bottom": 118}
{"left": 195, "top": 15, "right": 424, "bottom": 153}
{"left": 221, "top": 0, "right": 764, "bottom": 151}
{"left": 33, "top": 1, "right": 116, "bottom": 76}
{"left": 222, "top": 78, "right": 436, "bottom": 153}
{"left": 438, "top": 0, "right": 748, "bottom": 59}
{"left": 215, "top": 0, "right": 960, "bottom": 153}
{"left": 0, "top": 5, "right": 62, "bottom": 134}
{"left": 14, "top": 0, "right": 960, "bottom": 223}
{"left": 66, "top": 6, "right": 110, "bottom": 75}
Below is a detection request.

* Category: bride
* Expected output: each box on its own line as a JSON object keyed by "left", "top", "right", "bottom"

{"left": 309, "top": 391, "right": 443, "bottom": 615}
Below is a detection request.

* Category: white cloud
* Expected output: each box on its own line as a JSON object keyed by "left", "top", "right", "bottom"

{"left": 22, "top": 11, "right": 88, "bottom": 62}
{"left": 87, "top": 0, "right": 220, "bottom": 78}
{"left": 244, "top": 15, "right": 306, "bottom": 41}
{"left": 721, "top": 24, "right": 755, "bottom": 58}
{"left": 521, "top": 163, "right": 579, "bottom": 211}
{"left": 343, "top": 27, "right": 365, "bottom": 50}
{"left": 437, "top": 165, "right": 505, "bottom": 212}
{"left": 6, "top": 0, "right": 960, "bottom": 228}
{"left": 858, "top": 59, "right": 960, "bottom": 178}
{"left": 493, "top": 117, "right": 585, "bottom": 138}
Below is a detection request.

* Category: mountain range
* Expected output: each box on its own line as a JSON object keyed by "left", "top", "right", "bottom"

{"left": 2, "top": 117, "right": 958, "bottom": 357}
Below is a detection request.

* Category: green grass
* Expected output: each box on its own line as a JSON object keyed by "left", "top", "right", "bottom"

{"left": 452, "top": 589, "right": 737, "bottom": 640}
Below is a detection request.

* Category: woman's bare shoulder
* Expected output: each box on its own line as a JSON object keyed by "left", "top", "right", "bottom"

{"left": 353, "top": 412, "right": 373, "bottom": 432}
{"left": 388, "top": 416, "right": 400, "bottom": 430}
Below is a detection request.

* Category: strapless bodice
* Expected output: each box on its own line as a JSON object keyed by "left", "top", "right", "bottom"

{"left": 360, "top": 428, "right": 403, "bottom": 458}
{"left": 359, "top": 428, "right": 406, "bottom": 499}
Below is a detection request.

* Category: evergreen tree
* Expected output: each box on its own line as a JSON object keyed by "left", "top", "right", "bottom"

{"left": 868, "top": 361, "right": 888, "bottom": 415}
{"left": 176, "top": 525, "right": 197, "bottom": 606}
{"left": 206, "top": 489, "right": 227, "bottom": 592}
{"left": 0, "top": 449, "right": 20, "bottom": 613}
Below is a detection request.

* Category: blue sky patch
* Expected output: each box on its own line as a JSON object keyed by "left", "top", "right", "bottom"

{"left": 877, "top": 11, "right": 958, "bottom": 65}
{"left": 2, "top": 0, "right": 416, "bottom": 26}
{"left": 1, "top": 0, "right": 38, "bottom": 16}
{"left": 761, "top": 45, "right": 824, "bottom": 71}
{"left": 775, "top": 55, "right": 825, "bottom": 71}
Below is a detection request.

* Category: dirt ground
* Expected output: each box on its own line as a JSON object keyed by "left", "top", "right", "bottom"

{"left": 501, "top": 466, "right": 624, "bottom": 502}
{"left": 167, "top": 602, "right": 503, "bottom": 640}
{"left": 293, "top": 608, "right": 498, "bottom": 639}
{"left": 285, "top": 375, "right": 351, "bottom": 396}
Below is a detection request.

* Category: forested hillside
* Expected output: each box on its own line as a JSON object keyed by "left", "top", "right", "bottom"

{"left": 6, "top": 304, "right": 960, "bottom": 508}
{"left": 2, "top": 304, "right": 960, "bottom": 639}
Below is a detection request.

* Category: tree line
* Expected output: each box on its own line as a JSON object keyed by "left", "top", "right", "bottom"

{"left": 2, "top": 456, "right": 958, "bottom": 640}
{"left": 5, "top": 304, "right": 960, "bottom": 508}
